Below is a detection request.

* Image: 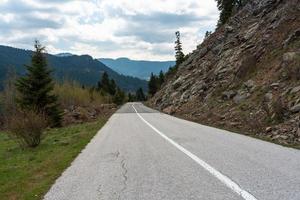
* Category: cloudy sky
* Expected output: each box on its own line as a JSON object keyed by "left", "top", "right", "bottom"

{"left": 0, "top": 0, "right": 219, "bottom": 61}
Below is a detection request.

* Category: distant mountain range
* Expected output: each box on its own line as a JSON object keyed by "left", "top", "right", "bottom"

{"left": 99, "top": 58, "right": 175, "bottom": 80}
{"left": 0, "top": 45, "right": 147, "bottom": 92}
{"left": 55, "top": 53, "right": 75, "bottom": 57}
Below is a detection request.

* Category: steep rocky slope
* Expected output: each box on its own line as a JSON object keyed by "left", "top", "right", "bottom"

{"left": 150, "top": 0, "right": 300, "bottom": 147}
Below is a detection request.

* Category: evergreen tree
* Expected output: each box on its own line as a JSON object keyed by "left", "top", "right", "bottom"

{"left": 113, "top": 87, "right": 125, "bottom": 105}
{"left": 97, "top": 72, "right": 117, "bottom": 96}
{"left": 205, "top": 31, "right": 212, "bottom": 39}
{"left": 136, "top": 88, "right": 146, "bottom": 101}
{"left": 148, "top": 73, "right": 158, "bottom": 97}
{"left": 98, "top": 72, "right": 110, "bottom": 92}
{"left": 128, "top": 93, "right": 136, "bottom": 102}
{"left": 158, "top": 70, "right": 165, "bottom": 87}
{"left": 175, "top": 31, "right": 185, "bottom": 66}
{"left": 108, "top": 79, "right": 117, "bottom": 95}
{"left": 216, "top": 0, "right": 248, "bottom": 26}
{"left": 15, "top": 40, "right": 62, "bottom": 127}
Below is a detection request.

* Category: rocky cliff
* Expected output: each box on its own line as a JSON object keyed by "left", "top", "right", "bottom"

{"left": 150, "top": 0, "right": 300, "bottom": 147}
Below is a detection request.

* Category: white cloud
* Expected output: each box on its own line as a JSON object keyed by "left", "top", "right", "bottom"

{"left": 0, "top": 0, "right": 219, "bottom": 61}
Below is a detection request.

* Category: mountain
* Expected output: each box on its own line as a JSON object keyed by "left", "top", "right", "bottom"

{"left": 0, "top": 45, "right": 147, "bottom": 92}
{"left": 149, "top": 0, "right": 300, "bottom": 147}
{"left": 99, "top": 57, "right": 175, "bottom": 80}
{"left": 55, "top": 53, "right": 75, "bottom": 57}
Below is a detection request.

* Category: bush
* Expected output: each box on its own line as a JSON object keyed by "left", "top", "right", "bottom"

{"left": 281, "top": 52, "right": 300, "bottom": 80}
{"left": 7, "top": 110, "right": 48, "bottom": 148}
{"left": 54, "top": 81, "right": 108, "bottom": 107}
{"left": 272, "top": 97, "right": 285, "bottom": 122}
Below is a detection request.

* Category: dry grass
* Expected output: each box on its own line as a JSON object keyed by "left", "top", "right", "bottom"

{"left": 53, "top": 81, "right": 111, "bottom": 108}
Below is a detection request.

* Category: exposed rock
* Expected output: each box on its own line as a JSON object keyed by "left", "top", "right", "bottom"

{"left": 270, "top": 82, "right": 280, "bottom": 89}
{"left": 290, "top": 86, "right": 300, "bottom": 94}
{"left": 290, "top": 104, "right": 300, "bottom": 113}
{"left": 243, "top": 23, "right": 259, "bottom": 41}
{"left": 244, "top": 80, "right": 256, "bottom": 89}
{"left": 283, "top": 28, "right": 300, "bottom": 48}
{"left": 149, "top": 0, "right": 300, "bottom": 146}
{"left": 282, "top": 52, "right": 300, "bottom": 63}
{"left": 233, "top": 93, "right": 249, "bottom": 104}
{"left": 222, "top": 90, "right": 237, "bottom": 100}
{"left": 264, "top": 92, "right": 273, "bottom": 101}
{"left": 163, "top": 106, "right": 175, "bottom": 115}
{"left": 225, "top": 25, "right": 234, "bottom": 33}
{"left": 266, "top": 127, "right": 272, "bottom": 132}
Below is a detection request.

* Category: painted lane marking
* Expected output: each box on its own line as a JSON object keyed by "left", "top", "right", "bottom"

{"left": 132, "top": 104, "right": 258, "bottom": 200}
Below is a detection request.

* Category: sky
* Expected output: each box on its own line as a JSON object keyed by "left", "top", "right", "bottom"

{"left": 0, "top": 0, "right": 219, "bottom": 61}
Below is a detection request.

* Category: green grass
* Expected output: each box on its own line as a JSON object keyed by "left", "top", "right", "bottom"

{"left": 0, "top": 118, "right": 108, "bottom": 200}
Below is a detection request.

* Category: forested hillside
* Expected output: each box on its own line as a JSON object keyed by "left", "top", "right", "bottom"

{"left": 0, "top": 45, "right": 148, "bottom": 92}
{"left": 99, "top": 57, "right": 175, "bottom": 80}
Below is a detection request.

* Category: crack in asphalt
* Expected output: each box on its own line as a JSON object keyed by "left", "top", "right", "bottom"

{"left": 96, "top": 184, "right": 103, "bottom": 200}
{"left": 118, "top": 157, "right": 128, "bottom": 200}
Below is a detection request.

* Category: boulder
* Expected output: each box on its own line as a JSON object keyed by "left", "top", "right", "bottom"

{"left": 264, "top": 92, "right": 273, "bottom": 101}
{"left": 244, "top": 79, "right": 255, "bottom": 89}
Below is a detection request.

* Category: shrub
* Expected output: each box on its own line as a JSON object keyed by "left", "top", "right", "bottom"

{"left": 7, "top": 110, "right": 48, "bottom": 148}
{"left": 54, "top": 81, "right": 108, "bottom": 107}
{"left": 282, "top": 52, "right": 300, "bottom": 81}
{"left": 272, "top": 97, "right": 285, "bottom": 122}
{"left": 286, "top": 62, "right": 300, "bottom": 81}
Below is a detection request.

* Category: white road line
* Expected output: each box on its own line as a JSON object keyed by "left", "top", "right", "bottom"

{"left": 132, "top": 104, "right": 258, "bottom": 200}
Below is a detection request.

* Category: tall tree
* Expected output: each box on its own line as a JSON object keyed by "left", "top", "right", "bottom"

{"left": 136, "top": 88, "right": 146, "bottom": 101}
{"left": 15, "top": 40, "right": 62, "bottom": 127}
{"left": 148, "top": 73, "right": 158, "bottom": 97}
{"left": 175, "top": 31, "right": 185, "bottom": 66}
{"left": 98, "top": 72, "right": 110, "bottom": 92}
{"left": 127, "top": 93, "right": 136, "bottom": 102}
{"left": 158, "top": 70, "right": 165, "bottom": 87}
{"left": 216, "top": 0, "right": 248, "bottom": 25}
{"left": 113, "top": 87, "right": 125, "bottom": 105}
{"left": 108, "top": 79, "right": 117, "bottom": 96}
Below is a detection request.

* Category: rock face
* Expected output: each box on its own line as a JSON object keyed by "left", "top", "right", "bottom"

{"left": 150, "top": 0, "right": 300, "bottom": 146}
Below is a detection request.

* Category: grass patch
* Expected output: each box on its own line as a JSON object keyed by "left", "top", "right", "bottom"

{"left": 0, "top": 117, "right": 108, "bottom": 200}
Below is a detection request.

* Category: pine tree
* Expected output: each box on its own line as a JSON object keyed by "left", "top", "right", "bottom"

{"left": 175, "top": 31, "right": 185, "bottom": 66}
{"left": 216, "top": 0, "right": 234, "bottom": 26}
{"left": 15, "top": 40, "right": 62, "bottom": 127}
{"left": 158, "top": 70, "right": 165, "bottom": 87}
{"left": 128, "top": 93, "right": 136, "bottom": 102}
{"left": 108, "top": 79, "right": 117, "bottom": 95}
{"left": 98, "top": 72, "right": 110, "bottom": 92}
{"left": 205, "top": 31, "right": 212, "bottom": 39}
{"left": 148, "top": 73, "right": 158, "bottom": 97}
{"left": 136, "top": 88, "right": 146, "bottom": 101}
{"left": 216, "top": 0, "right": 248, "bottom": 26}
{"left": 113, "top": 87, "right": 125, "bottom": 105}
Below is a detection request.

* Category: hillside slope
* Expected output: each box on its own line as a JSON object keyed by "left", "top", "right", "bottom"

{"left": 99, "top": 58, "right": 175, "bottom": 80}
{"left": 150, "top": 0, "right": 300, "bottom": 147}
{"left": 0, "top": 45, "right": 148, "bottom": 92}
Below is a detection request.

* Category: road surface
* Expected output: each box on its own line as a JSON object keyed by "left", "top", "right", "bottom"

{"left": 44, "top": 103, "right": 300, "bottom": 200}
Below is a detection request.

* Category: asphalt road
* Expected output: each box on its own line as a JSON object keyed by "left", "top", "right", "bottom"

{"left": 44, "top": 103, "right": 300, "bottom": 200}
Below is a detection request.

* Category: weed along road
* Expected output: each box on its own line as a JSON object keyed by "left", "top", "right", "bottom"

{"left": 44, "top": 103, "right": 300, "bottom": 200}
